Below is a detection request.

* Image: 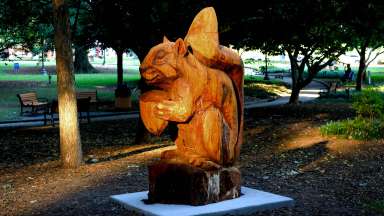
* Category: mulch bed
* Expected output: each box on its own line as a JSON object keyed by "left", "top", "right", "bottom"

{"left": 1, "top": 103, "right": 383, "bottom": 216}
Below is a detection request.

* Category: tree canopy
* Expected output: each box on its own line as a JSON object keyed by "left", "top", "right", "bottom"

{"left": 1, "top": 0, "right": 384, "bottom": 94}
{"left": 341, "top": 0, "right": 384, "bottom": 90}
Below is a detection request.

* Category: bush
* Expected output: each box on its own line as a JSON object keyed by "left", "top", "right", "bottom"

{"left": 244, "top": 58, "right": 257, "bottom": 64}
{"left": 320, "top": 88, "right": 384, "bottom": 140}
{"left": 320, "top": 118, "right": 384, "bottom": 140}
{"left": 352, "top": 88, "right": 384, "bottom": 119}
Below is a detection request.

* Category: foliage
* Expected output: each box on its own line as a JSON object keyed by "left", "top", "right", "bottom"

{"left": 320, "top": 118, "right": 384, "bottom": 140}
{"left": 218, "top": 0, "right": 348, "bottom": 103}
{"left": 244, "top": 58, "right": 257, "bottom": 65}
{"left": 0, "top": 0, "right": 53, "bottom": 52}
{"left": 340, "top": 1, "right": 384, "bottom": 90}
{"left": 352, "top": 88, "right": 384, "bottom": 119}
{"left": 321, "top": 88, "right": 384, "bottom": 140}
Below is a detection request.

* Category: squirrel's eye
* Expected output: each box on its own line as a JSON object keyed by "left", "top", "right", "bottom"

{"left": 156, "top": 51, "right": 166, "bottom": 60}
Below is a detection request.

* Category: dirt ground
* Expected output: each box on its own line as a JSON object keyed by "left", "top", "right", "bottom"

{"left": 1, "top": 103, "right": 384, "bottom": 216}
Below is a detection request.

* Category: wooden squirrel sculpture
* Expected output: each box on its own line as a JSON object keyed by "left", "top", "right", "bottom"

{"left": 139, "top": 7, "right": 244, "bottom": 168}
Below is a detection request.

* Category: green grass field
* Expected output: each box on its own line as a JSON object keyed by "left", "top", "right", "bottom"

{"left": 1, "top": 58, "right": 384, "bottom": 122}
{"left": 0, "top": 60, "right": 141, "bottom": 121}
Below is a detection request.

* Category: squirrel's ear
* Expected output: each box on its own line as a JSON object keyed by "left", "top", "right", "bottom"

{"left": 174, "top": 38, "right": 187, "bottom": 56}
{"left": 163, "top": 36, "right": 170, "bottom": 43}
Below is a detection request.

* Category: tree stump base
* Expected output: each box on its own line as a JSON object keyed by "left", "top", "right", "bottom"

{"left": 147, "top": 160, "right": 241, "bottom": 206}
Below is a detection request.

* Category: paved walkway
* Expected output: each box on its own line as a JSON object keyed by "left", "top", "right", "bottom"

{"left": 245, "top": 77, "right": 327, "bottom": 108}
{"left": 0, "top": 77, "right": 327, "bottom": 129}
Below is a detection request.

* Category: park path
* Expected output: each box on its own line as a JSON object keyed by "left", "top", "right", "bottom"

{"left": 0, "top": 77, "right": 327, "bottom": 128}
{"left": 245, "top": 77, "right": 327, "bottom": 108}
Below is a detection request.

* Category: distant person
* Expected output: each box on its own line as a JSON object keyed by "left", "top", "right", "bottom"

{"left": 341, "top": 64, "right": 351, "bottom": 82}
{"left": 13, "top": 62, "right": 20, "bottom": 73}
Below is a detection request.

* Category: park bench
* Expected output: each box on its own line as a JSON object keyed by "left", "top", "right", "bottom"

{"left": 328, "top": 81, "right": 338, "bottom": 94}
{"left": 319, "top": 81, "right": 355, "bottom": 98}
{"left": 76, "top": 90, "right": 98, "bottom": 109}
{"left": 49, "top": 97, "right": 91, "bottom": 125}
{"left": 318, "top": 81, "right": 337, "bottom": 97}
{"left": 17, "top": 92, "right": 49, "bottom": 117}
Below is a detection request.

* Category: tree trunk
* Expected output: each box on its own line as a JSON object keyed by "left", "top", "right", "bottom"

{"left": 52, "top": 0, "right": 83, "bottom": 168}
{"left": 74, "top": 46, "right": 96, "bottom": 73}
{"left": 116, "top": 49, "right": 124, "bottom": 86}
{"left": 356, "top": 46, "right": 367, "bottom": 91}
{"left": 288, "top": 54, "right": 301, "bottom": 104}
{"left": 289, "top": 81, "right": 301, "bottom": 104}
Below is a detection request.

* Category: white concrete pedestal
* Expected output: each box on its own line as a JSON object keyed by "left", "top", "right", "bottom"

{"left": 111, "top": 186, "right": 294, "bottom": 216}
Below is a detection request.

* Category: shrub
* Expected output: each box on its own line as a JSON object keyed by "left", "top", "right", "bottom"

{"left": 352, "top": 88, "right": 384, "bottom": 119}
{"left": 321, "top": 88, "right": 384, "bottom": 140}
{"left": 320, "top": 118, "right": 384, "bottom": 140}
{"left": 244, "top": 58, "right": 257, "bottom": 64}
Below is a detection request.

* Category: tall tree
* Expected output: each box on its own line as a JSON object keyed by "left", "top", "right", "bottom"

{"left": 0, "top": 0, "right": 97, "bottom": 73}
{"left": 52, "top": 0, "right": 83, "bottom": 168}
{"left": 71, "top": 0, "right": 97, "bottom": 73}
{"left": 87, "top": 0, "right": 136, "bottom": 86}
{"left": 218, "top": 0, "right": 347, "bottom": 104}
{"left": 342, "top": 0, "right": 384, "bottom": 91}
{"left": 0, "top": 0, "right": 52, "bottom": 52}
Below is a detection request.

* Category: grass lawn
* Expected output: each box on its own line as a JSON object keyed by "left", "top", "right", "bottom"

{"left": 0, "top": 60, "right": 141, "bottom": 121}
{"left": 245, "top": 61, "right": 384, "bottom": 83}
{"left": 244, "top": 75, "right": 290, "bottom": 99}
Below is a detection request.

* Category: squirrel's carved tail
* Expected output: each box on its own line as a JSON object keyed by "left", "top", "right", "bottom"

{"left": 184, "top": 7, "right": 244, "bottom": 164}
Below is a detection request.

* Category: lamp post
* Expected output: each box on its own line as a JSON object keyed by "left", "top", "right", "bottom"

{"left": 264, "top": 54, "right": 269, "bottom": 80}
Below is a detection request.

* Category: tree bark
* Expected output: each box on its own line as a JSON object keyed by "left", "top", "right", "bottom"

{"left": 52, "top": 0, "right": 83, "bottom": 168}
{"left": 288, "top": 53, "right": 301, "bottom": 104}
{"left": 74, "top": 46, "right": 96, "bottom": 73}
{"left": 356, "top": 46, "right": 367, "bottom": 91}
{"left": 116, "top": 49, "right": 124, "bottom": 86}
{"left": 289, "top": 75, "right": 301, "bottom": 104}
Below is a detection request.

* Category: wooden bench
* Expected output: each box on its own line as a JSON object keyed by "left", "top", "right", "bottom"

{"left": 49, "top": 97, "right": 91, "bottom": 125}
{"left": 17, "top": 92, "right": 49, "bottom": 116}
{"left": 76, "top": 91, "right": 98, "bottom": 109}
{"left": 328, "top": 81, "right": 338, "bottom": 93}
{"left": 320, "top": 81, "right": 355, "bottom": 98}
